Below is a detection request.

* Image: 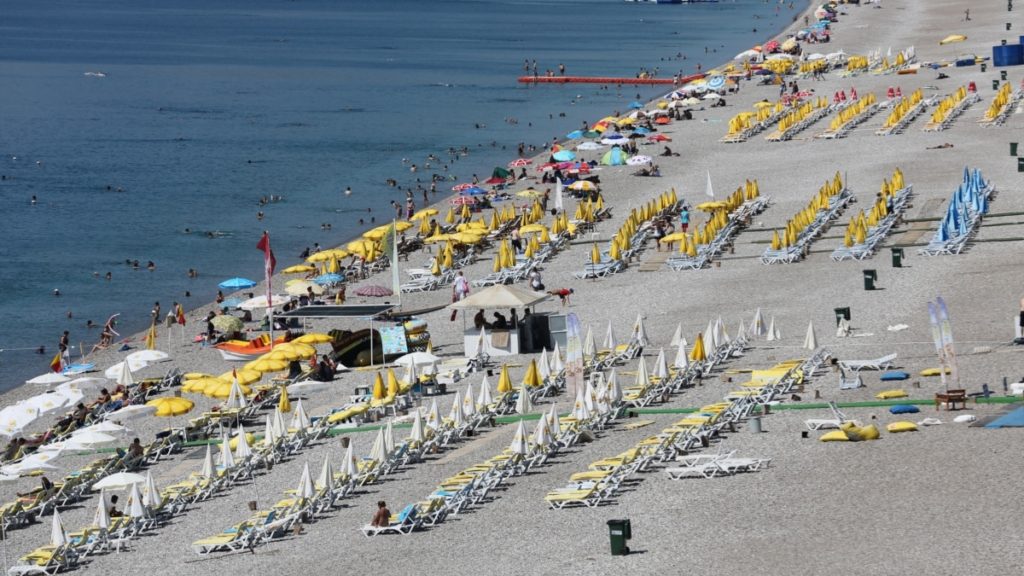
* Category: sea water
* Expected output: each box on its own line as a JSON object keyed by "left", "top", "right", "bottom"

{"left": 0, "top": 0, "right": 807, "bottom": 389}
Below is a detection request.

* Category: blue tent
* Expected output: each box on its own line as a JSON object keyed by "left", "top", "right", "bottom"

{"left": 566, "top": 130, "right": 584, "bottom": 139}
{"left": 985, "top": 406, "right": 1024, "bottom": 428}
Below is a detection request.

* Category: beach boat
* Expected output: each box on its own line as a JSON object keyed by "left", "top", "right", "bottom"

{"left": 215, "top": 334, "right": 291, "bottom": 361}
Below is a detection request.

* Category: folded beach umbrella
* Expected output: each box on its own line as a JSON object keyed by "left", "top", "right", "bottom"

{"left": 803, "top": 321, "right": 818, "bottom": 351}
{"left": 200, "top": 444, "right": 216, "bottom": 479}
{"left": 653, "top": 348, "right": 668, "bottom": 380}
{"left": 383, "top": 420, "right": 395, "bottom": 454}
{"left": 509, "top": 420, "right": 528, "bottom": 455}
{"left": 515, "top": 384, "right": 532, "bottom": 414}
{"left": 296, "top": 462, "right": 315, "bottom": 500}
{"left": 317, "top": 454, "right": 334, "bottom": 491}
{"left": 425, "top": 399, "right": 440, "bottom": 431}
{"left": 532, "top": 417, "right": 550, "bottom": 448}
{"left": 369, "top": 428, "right": 387, "bottom": 463}
{"left": 462, "top": 383, "right": 477, "bottom": 418}
{"left": 94, "top": 490, "right": 110, "bottom": 530}
{"left": 341, "top": 441, "right": 358, "bottom": 480}
{"left": 449, "top": 392, "right": 465, "bottom": 428}
{"left": 143, "top": 471, "right": 160, "bottom": 508}
{"left": 51, "top": 510, "right": 68, "bottom": 547}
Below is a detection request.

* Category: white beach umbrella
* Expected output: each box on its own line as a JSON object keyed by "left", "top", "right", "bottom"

{"left": 126, "top": 349, "right": 170, "bottom": 365}
{"left": 462, "top": 383, "right": 477, "bottom": 418}
{"left": 272, "top": 407, "right": 288, "bottom": 438}
{"left": 115, "top": 360, "right": 135, "bottom": 387}
{"left": 635, "top": 357, "right": 649, "bottom": 389}
{"left": 673, "top": 343, "right": 689, "bottom": 371}
{"left": 409, "top": 410, "right": 425, "bottom": 444}
{"left": 737, "top": 319, "right": 747, "bottom": 342}
{"left": 583, "top": 378, "right": 597, "bottom": 413}
{"left": 573, "top": 386, "right": 592, "bottom": 421}
{"left": 69, "top": 429, "right": 120, "bottom": 448}
{"left": 200, "top": 444, "right": 215, "bottom": 478}
{"left": 239, "top": 294, "right": 290, "bottom": 310}
{"left": 608, "top": 368, "right": 623, "bottom": 405}
{"left": 104, "top": 404, "right": 156, "bottom": 423}
{"left": 633, "top": 314, "right": 649, "bottom": 347}
{"left": 603, "top": 321, "right": 617, "bottom": 351}
{"left": 804, "top": 321, "right": 818, "bottom": 351}
{"left": 583, "top": 326, "right": 596, "bottom": 361}
{"left": 394, "top": 351, "right": 441, "bottom": 369}
{"left": 61, "top": 377, "right": 109, "bottom": 393}
{"left": 295, "top": 462, "right": 315, "bottom": 499}
{"left": 532, "top": 417, "right": 550, "bottom": 448}
{"left": 477, "top": 376, "right": 493, "bottom": 410}
{"left": 234, "top": 425, "right": 252, "bottom": 460}
{"left": 263, "top": 414, "right": 276, "bottom": 448}
{"left": 287, "top": 380, "right": 328, "bottom": 395}
{"left": 290, "top": 399, "right": 311, "bottom": 430}
{"left": 369, "top": 428, "right": 387, "bottom": 463}
{"left": 653, "top": 348, "right": 668, "bottom": 380}
{"left": 538, "top": 350, "right": 551, "bottom": 381}
{"left": 750, "top": 308, "right": 766, "bottom": 337}
{"left": 718, "top": 316, "right": 731, "bottom": 344}
{"left": 509, "top": 420, "right": 528, "bottom": 455}
{"left": 402, "top": 357, "right": 419, "bottom": 386}
{"left": 448, "top": 392, "right": 465, "bottom": 428}
{"left": 341, "top": 441, "right": 357, "bottom": 479}
{"left": 383, "top": 420, "right": 395, "bottom": 454}
{"left": 143, "top": 471, "right": 160, "bottom": 508}
{"left": 127, "top": 482, "right": 145, "bottom": 519}
{"left": 669, "top": 323, "right": 683, "bottom": 348}
{"left": 546, "top": 404, "right": 559, "bottom": 435}
{"left": 425, "top": 399, "right": 440, "bottom": 431}
{"left": 515, "top": 384, "right": 532, "bottom": 415}
{"left": 94, "top": 490, "right": 110, "bottom": 530}
{"left": 0, "top": 404, "right": 39, "bottom": 438}
{"left": 23, "top": 392, "right": 70, "bottom": 416}
{"left": 27, "top": 373, "right": 70, "bottom": 387}
{"left": 219, "top": 432, "right": 235, "bottom": 470}
{"left": 551, "top": 344, "right": 564, "bottom": 373}
{"left": 50, "top": 510, "right": 68, "bottom": 547}
{"left": 837, "top": 317, "right": 851, "bottom": 338}
{"left": 82, "top": 421, "right": 130, "bottom": 435}
{"left": 703, "top": 319, "right": 715, "bottom": 351}
{"left": 767, "top": 316, "right": 779, "bottom": 341}
{"left": 595, "top": 375, "right": 610, "bottom": 415}
{"left": 476, "top": 325, "right": 488, "bottom": 356}
{"left": 224, "top": 378, "right": 248, "bottom": 410}
{"left": 554, "top": 177, "right": 565, "bottom": 211}
{"left": 317, "top": 454, "right": 334, "bottom": 490}
{"left": 93, "top": 472, "right": 146, "bottom": 491}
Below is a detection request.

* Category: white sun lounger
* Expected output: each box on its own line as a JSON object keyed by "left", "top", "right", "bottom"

{"left": 838, "top": 353, "right": 897, "bottom": 371}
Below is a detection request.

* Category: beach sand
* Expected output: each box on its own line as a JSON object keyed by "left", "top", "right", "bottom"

{"left": 2, "top": 0, "right": 1023, "bottom": 574}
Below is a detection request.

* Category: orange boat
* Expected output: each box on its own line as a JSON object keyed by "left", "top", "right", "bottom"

{"left": 215, "top": 334, "right": 291, "bottom": 361}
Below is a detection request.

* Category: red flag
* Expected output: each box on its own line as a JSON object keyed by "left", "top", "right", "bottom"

{"left": 176, "top": 304, "right": 186, "bottom": 326}
{"left": 49, "top": 352, "right": 63, "bottom": 373}
{"left": 256, "top": 232, "right": 276, "bottom": 305}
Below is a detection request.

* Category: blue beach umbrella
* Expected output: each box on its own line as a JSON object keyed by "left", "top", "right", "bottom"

{"left": 314, "top": 273, "right": 345, "bottom": 286}
{"left": 462, "top": 187, "right": 487, "bottom": 196}
{"left": 706, "top": 75, "right": 726, "bottom": 90}
{"left": 629, "top": 101, "right": 644, "bottom": 109}
{"left": 600, "top": 146, "right": 630, "bottom": 166}
{"left": 552, "top": 150, "right": 576, "bottom": 162}
{"left": 632, "top": 127, "right": 651, "bottom": 135}
{"left": 566, "top": 130, "right": 584, "bottom": 139}
{"left": 219, "top": 277, "right": 257, "bottom": 291}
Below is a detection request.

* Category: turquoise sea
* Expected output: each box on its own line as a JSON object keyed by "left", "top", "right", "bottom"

{"left": 0, "top": 0, "right": 806, "bottom": 389}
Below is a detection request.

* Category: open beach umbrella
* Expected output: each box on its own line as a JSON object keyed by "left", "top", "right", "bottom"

{"left": 354, "top": 284, "right": 393, "bottom": 297}
{"left": 282, "top": 264, "right": 315, "bottom": 274}
{"left": 93, "top": 471, "right": 146, "bottom": 491}
{"left": 314, "top": 273, "right": 345, "bottom": 286}
{"left": 626, "top": 155, "right": 652, "bottom": 166}
{"left": 219, "top": 277, "right": 257, "bottom": 291}
{"left": 105, "top": 404, "right": 156, "bottom": 423}
{"left": 509, "top": 420, "right": 528, "bottom": 455}
{"left": 576, "top": 141, "right": 604, "bottom": 151}
{"left": 146, "top": 396, "right": 194, "bottom": 417}
{"left": 239, "top": 294, "right": 291, "bottom": 310}
{"left": 600, "top": 148, "right": 630, "bottom": 167}
{"left": 286, "top": 281, "right": 324, "bottom": 296}
{"left": 552, "top": 150, "right": 576, "bottom": 162}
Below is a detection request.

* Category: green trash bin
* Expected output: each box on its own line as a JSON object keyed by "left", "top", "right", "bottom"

{"left": 1012, "top": 142, "right": 1019, "bottom": 157}
{"left": 834, "top": 307, "right": 851, "bottom": 326}
{"left": 981, "top": 63, "right": 988, "bottom": 72}
{"left": 607, "top": 519, "right": 632, "bottom": 555}
{"left": 891, "top": 247, "right": 905, "bottom": 267}
{"left": 1002, "top": 71, "right": 1009, "bottom": 81}
{"left": 1018, "top": 157, "right": 1024, "bottom": 173}
{"left": 993, "top": 79, "right": 1001, "bottom": 91}
{"left": 863, "top": 269, "right": 878, "bottom": 291}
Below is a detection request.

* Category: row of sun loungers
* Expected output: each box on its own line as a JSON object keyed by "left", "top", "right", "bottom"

{"left": 831, "top": 170, "right": 912, "bottom": 261}
{"left": 919, "top": 167, "right": 994, "bottom": 256}
{"left": 762, "top": 175, "right": 852, "bottom": 264}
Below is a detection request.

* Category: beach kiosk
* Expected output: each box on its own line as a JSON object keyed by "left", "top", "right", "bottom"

{"left": 450, "top": 285, "right": 552, "bottom": 357}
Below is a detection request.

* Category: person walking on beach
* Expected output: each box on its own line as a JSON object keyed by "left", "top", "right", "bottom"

{"left": 679, "top": 206, "right": 690, "bottom": 233}
{"left": 59, "top": 331, "right": 69, "bottom": 361}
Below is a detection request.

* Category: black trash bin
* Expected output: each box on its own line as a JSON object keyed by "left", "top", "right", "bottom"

{"left": 607, "top": 519, "right": 632, "bottom": 556}
{"left": 1019, "top": 157, "right": 1024, "bottom": 173}
{"left": 1012, "top": 142, "right": 1019, "bottom": 157}
{"left": 890, "top": 247, "right": 904, "bottom": 268}
{"left": 833, "top": 307, "right": 851, "bottom": 326}
{"left": 993, "top": 79, "right": 1000, "bottom": 91}
{"left": 863, "top": 269, "right": 878, "bottom": 291}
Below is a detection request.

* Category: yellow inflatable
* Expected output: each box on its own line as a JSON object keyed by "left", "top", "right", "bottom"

{"left": 886, "top": 421, "right": 918, "bottom": 433}
{"left": 821, "top": 423, "right": 881, "bottom": 442}
{"left": 919, "top": 367, "right": 952, "bottom": 377}
{"left": 876, "top": 389, "right": 908, "bottom": 400}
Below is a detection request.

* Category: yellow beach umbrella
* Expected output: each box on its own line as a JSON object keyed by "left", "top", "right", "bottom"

{"left": 659, "top": 232, "right": 687, "bottom": 244}
{"left": 689, "top": 333, "right": 706, "bottom": 362}
{"left": 146, "top": 396, "right": 195, "bottom": 417}
{"left": 182, "top": 377, "right": 223, "bottom": 394}
{"left": 591, "top": 243, "right": 601, "bottom": 265}
{"left": 282, "top": 264, "right": 315, "bottom": 274}
{"left": 265, "top": 347, "right": 302, "bottom": 362}
{"left": 218, "top": 368, "right": 262, "bottom": 386}
{"left": 497, "top": 365, "right": 513, "bottom": 393}
{"left": 278, "top": 385, "right": 291, "bottom": 413}
{"left": 418, "top": 217, "right": 431, "bottom": 236}
{"left": 609, "top": 240, "right": 621, "bottom": 261}
{"left": 245, "top": 358, "right": 289, "bottom": 373}
{"left": 444, "top": 208, "right": 455, "bottom": 225}
{"left": 371, "top": 372, "right": 386, "bottom": 400}
{"left": 431, "top": 258, "right": 443, "bottom": 276}
{"left": 410, "top": 208, "right": 438, "bottom": 221}
{"left": 386, "top": 368, "right": 402, "bottom": 395}
{"left": 460, "top": 204, "right": 471, "bottom": 220}
{"left": 523, "top": 359, "right": 542, "bottom": 387}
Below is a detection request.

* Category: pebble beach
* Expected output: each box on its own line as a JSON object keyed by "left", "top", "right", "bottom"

{"left": 2, "top": 1, "right": 1024, "bottom": 574}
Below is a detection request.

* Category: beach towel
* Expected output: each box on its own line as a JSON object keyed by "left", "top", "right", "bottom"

{"left": 880, "top": 371, "right": 910, "bottom": 381}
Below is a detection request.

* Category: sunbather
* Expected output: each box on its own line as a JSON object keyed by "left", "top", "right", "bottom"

{"left": 371, "top": 501, "right": 390, "bottom": 527}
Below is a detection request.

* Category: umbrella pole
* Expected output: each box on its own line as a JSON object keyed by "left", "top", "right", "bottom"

{"left": 369, "top": 318, "right": 374, "bottom": 368}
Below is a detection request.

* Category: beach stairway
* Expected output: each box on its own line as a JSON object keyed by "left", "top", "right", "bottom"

{"left": 637, "top": 250, "right": 671, "bottom": 272}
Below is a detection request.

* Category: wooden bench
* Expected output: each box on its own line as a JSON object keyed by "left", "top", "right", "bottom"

{"left": 935, "top": 389, "right": 967, "bottom": 411}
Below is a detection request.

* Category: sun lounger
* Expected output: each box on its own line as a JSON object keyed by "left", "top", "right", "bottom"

{"left": 839, "top": 353, "right": 897, "bottom": 371}
{"left": 360, "top": 504, "right": 422, "bottom": 536}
